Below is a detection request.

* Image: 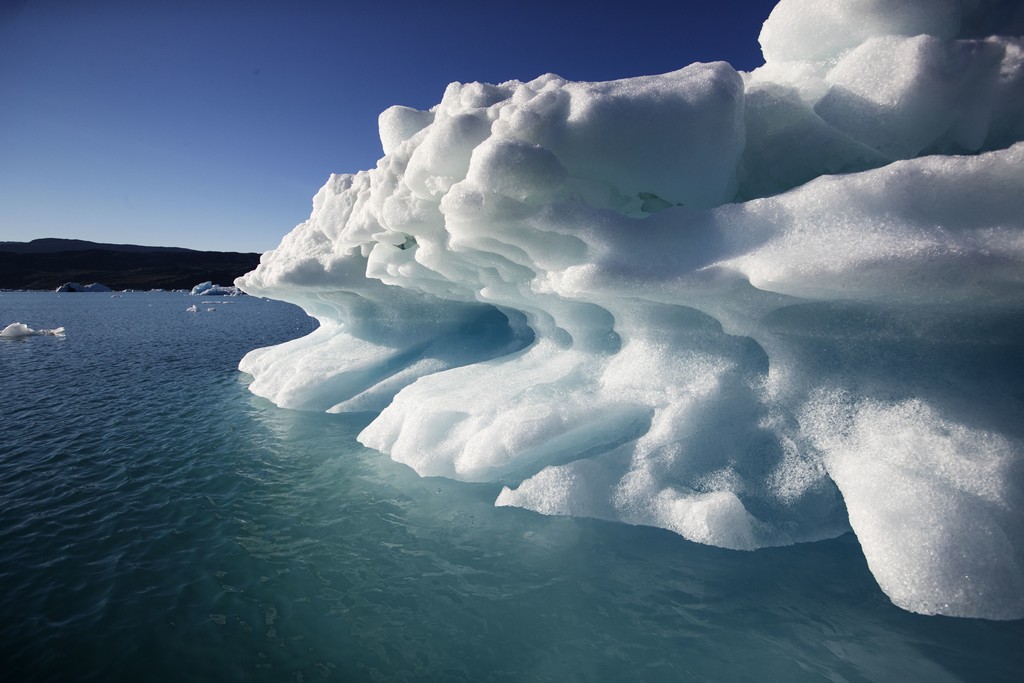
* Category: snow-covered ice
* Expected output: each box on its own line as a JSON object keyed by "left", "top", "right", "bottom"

{"left": 1, "top": 323, "right": 66, "bottom": 338}
{"left": 236, "top": 0, "right": 1024, "bottom": 619}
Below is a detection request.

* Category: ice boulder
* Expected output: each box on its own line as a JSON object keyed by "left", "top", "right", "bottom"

{"left": 236, "top": 0, "right": 1024, "bottom": 619}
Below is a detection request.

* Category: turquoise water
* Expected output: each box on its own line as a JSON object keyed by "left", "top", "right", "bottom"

{"left": 1, "top": 291, "right": 1021, "bottom": 682}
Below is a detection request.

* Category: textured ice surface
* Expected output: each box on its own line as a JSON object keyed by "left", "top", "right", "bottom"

{"left": 237, "top": 0, "right": 1024, "bottom": 619}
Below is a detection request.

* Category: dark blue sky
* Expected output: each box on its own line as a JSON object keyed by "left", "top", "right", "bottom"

{"left": 0, "top": 0, "right": 779, "bottom": 252}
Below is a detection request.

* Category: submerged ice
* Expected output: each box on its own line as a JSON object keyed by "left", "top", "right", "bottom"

{"left": 236, "top": 0, "right": 1024, "bottom": 619}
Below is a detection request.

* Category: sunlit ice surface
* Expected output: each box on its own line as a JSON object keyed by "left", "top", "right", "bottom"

{"left": 237, "top": 0, "right": 1024, "bottom": 620}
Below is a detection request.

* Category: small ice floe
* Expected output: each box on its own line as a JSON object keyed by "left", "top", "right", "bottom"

{"left": 190, "top": 281, "right": 244, "bottom": 296}
{"left": 186, "top": 305, "right": 199, "bottom": 313}
{"left": 1, "top": 322, "right": 66, "bottom": 338}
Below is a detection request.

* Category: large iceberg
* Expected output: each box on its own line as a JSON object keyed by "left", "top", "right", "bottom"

{"left": 236, "top": 0, "right": 1024, "bottom": 620}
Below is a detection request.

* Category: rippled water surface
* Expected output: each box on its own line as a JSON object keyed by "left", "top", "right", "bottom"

{"left": 1, "top": 291, "right": 1021, "bottom": 682}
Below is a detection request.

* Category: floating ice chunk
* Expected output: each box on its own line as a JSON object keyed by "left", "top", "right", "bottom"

{"left": 1, "top": 322, "right": 65, "bottom": 338}
{"left": 190, "top": 281, "right": 243, "bottom": 296}
{"left": 235, "top": 0, "right": 1024, "bottom": 619}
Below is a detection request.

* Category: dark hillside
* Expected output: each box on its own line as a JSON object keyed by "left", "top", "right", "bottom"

{"left": 0, "top": 240, "right": 261, "bottom": 290}
{"left": 0, "top": 238, "right": 194, "bottom": 254}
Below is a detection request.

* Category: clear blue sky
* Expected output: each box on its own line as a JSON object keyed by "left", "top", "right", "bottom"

{"left": 0, "top": 0, "right": 779, "bottom": 253}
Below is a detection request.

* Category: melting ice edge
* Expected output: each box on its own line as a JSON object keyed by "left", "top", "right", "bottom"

{"left": 236, "top": 0, "right": 1024, "bottom": 620}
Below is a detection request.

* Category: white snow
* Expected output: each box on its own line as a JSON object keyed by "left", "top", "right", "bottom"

{"left": 235, "top": 0, "right": 1024, "bottom": 619}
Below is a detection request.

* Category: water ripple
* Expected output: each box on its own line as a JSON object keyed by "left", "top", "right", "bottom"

{"left": 1, "top": 292, "right": 1021, "bottom": 682}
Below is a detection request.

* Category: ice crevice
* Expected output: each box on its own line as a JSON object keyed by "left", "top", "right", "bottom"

{"left": 237, "top": 0, "right": 1024, "bottom": 619}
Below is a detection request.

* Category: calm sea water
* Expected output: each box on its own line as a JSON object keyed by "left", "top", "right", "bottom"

{"left": 0, "top": 291, "right": 1021, "bottom": 682}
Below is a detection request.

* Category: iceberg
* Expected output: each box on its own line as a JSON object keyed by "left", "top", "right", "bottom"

{"left": 190, "top": 281, "right": 244, "bottom": 296}
{"left": 236, "top": 0, "right": 1024, "bottom": 619}
{"left": 1, "top": 322, "right": 65, "bottom": 338}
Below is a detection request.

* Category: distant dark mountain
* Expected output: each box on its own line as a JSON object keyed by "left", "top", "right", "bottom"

{"left": 0, "top": 238, "right": 262, "bottom": 291}
{"left": 0, "top": 238, "right": 194, "bottom": 254}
